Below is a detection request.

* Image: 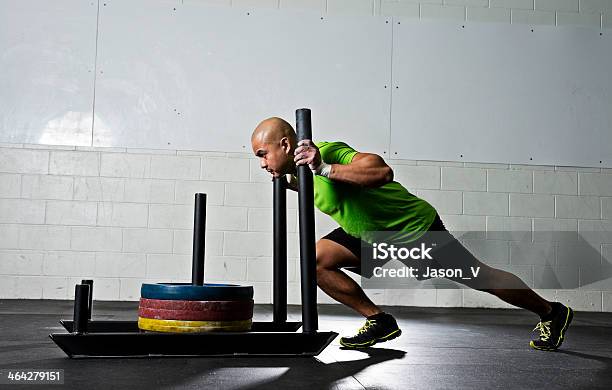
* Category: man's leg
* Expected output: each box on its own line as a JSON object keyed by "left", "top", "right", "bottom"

{"left": 466, "top": 263, "right": 552, "bottom": 317}
{"left": 315, "top": 238, "right": 380, "bottom": 317}
{"left": 316, "top": 238, "right": 402, "bottom": 348}
{"left": 437, "top": 237, "right": 573, "bottom": 351}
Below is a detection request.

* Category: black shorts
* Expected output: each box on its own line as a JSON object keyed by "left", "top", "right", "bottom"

{"left": 321, "top": 214, "right": 483, "bottom": 281}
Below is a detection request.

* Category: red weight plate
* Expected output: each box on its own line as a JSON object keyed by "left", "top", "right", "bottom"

{"left": 139, "top": 298, "right": 253, "bottom": 312}
{"left": 138, "top": 306, "right": 253, "bottom": 321}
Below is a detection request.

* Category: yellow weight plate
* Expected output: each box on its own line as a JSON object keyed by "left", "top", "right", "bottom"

{"left": 137, "top": 317, "right": 252, "bottom": 333}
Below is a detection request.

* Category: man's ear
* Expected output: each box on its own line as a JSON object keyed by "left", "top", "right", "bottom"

{"left": 280, "top": 137, "right": 291, "bottom": 154}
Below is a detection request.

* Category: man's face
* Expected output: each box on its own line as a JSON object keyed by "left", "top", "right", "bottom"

{"left": 252, "top": 137, "right": 293, "bottom": 178}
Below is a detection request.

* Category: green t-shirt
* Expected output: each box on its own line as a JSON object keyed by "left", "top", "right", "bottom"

{"left": 313, "top": 141, "right": 437, "bottom": 243}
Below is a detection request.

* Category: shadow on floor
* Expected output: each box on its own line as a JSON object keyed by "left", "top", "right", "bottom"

{"left": 235, "top": 347, "right": 406, "bottom": 390}
{"left": 557, "top": 350, "right": 612, "bottom": 387}
{"left": 0, "top": 347, "right": 406, "bottom": 389}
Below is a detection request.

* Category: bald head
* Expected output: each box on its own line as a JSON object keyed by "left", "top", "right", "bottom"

{"left": 251, "top": 117, "right": 297, "bottom": 145}
{"left": 251, "top": 117, "right": 298, "bottom": 178}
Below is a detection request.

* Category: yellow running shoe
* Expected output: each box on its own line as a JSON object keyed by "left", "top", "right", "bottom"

{"left": 339, "top": 312, "right": 402, "bottom": 349}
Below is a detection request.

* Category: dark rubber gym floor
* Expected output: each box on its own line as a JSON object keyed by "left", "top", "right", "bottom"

{"left": 1, "top": 300, "right": 611, "bottom": 390}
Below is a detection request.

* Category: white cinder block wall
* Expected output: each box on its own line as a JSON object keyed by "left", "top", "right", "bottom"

{"left": 1, "top": 0, "right": 612, "bottom": 312}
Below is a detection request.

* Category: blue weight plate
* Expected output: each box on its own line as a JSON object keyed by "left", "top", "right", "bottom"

{"left": 141, "top": 283, "right": 253, "bottom": 301}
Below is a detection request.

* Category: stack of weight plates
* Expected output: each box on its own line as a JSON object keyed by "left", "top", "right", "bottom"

{"left": 138, "top": 283, "right": 254, "bottom": 333}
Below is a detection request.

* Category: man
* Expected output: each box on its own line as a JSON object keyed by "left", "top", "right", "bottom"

{"left": 251, "top": 117, "right": 573, "bottom": 351}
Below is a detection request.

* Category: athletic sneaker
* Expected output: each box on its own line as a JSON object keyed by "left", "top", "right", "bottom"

{"left": 530, "top": 302, "right": 573, "bottom": 351}
{"left": 339, "top": 312, "right": 402, "bottom": 349}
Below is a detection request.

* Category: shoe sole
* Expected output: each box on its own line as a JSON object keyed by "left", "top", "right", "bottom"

{"left": 530, "top": 306, "right": 574, "bottom": 352}
{"left": 339, "top": 328, "right": 402, "bottom": 349}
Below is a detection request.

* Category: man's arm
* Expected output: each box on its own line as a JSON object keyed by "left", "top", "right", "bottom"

{"left": 327, "top": 153, "right": 393, "bottom": 187}
{"left": 294, "top": 140, "right": 394, "bottom": 188}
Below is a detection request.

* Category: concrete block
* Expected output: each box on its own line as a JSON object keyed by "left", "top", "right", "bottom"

{"left": 124, "top": 179, "right": 175, "bottom": 204}
{"left": 579, "top": 220, "right": 612, "bottom": 246}
{"left": 461, "top": 239, "right": 510, "bottom": 264}
{"left": 0, "top": 174, "right": 21, "bottom": 198}
{"left": 533, "top": 218, "right": 579, "bottom": 242}
{"left": 534, "top": 171, "right": 578, "bottom": 195}
{"left": 123, "top": 229, "right": 173, "bottom": 254}
{"left": 580, "top": 0, "right": 612, "bottom": 13}
{"left": 97, "top": 202, "right": 149, "bottom": 227}
{"left": 224, "top": 231, "right": 272, "bottom": 256}
{"left": 19, "top": 226, "right": 71, "bottom": 251}
{"left": 510, "top": 241, "right": 555, "bottom": 265}
{"left": 150, "top": 155, "right": 200, "bottom": 180}
{"left": 383, "top": 289, "right": 437, "bottom": 307}
{"left": 42, "top": 277, "right": 69, "bottom": 299}
{"left": 118, "top": 278, "right": 143, "bottom": 301}
{"left": 579, "top": 173, "right": 612, "bottom": 196}
{"left": 94, "top": 252, "right": 147, "bottom": 278}
{"left": 534, "top": 266, "right": 579, "bottom": 289}
{"left": 394, "top": 165, "right": 441, "bottom": 190}
{"left": 146, "top": 254, "right": 191, "bottom": 279}
{"left": 557, "top": 11, "right": 602, "bottom": 28}
{"left": 49, "top": 151, "right": 99, "bottom": 176}
{"left": 441, "top": 167, "right": 486, "bottom": 191}
{"left": 603, "top": 197, "right": 612, "bottom": 220}
{"left": 148, "top": 204, "right": 192, "bottom": 229}
{"left": 0, "top": 225, "right": 19, "bottom": 249}
{"left": 100, "top": 153, "right": 151, "bottom": 178}
{"left": 205, "top": 256, "right": 247, "bottom": 281}
{"left": 71, "top": 227, "right": 123, "bottom": 252}
{"left": 554, "top": 289, "right": 602, "bottom": 311}
{"left": 207, "top": 206, "right": 248, "bottom": 231}
{"left": 463, "top": 289, "right": 514, "bottom": 309}
{"left": 0, "top": 148, "right": 49, "bottom": 174}
{"left": 579, "top": 263, "right": 612, "bottom": 290}
{"left": 436, "top": 289, "right": 463, "bottom": 307}
{"left": 0, "top": 199, "right": 45, "bottom": 224}
{"left": 556, "top": 242, "right": 601, "bottom": 268}
{"left": 201, "top": 156, "right": 249, "bottom": 182}
{"left": 67, "top": 277, "right": 120, "bottom": 301}
{"left": 46, "top": 200, "right": 98, "bottom": 226}
{"left": 74, "top": 177, "right": 125, "bottom": 201}
{"left": 487, "top": 169, "right": 532, "bottom": 193}
{"left": 43, "top": 251, "right": 96, "bottom": 276}
{"left": 556, "top": 195, "right": 600, "bottom": 219}
{"left": 0, "top": 250, "right": 43, "bottom": 275}
{"left": 509, "top": 193, "right": 554, "bottom": 217}
{"left": 21, "top": 175, "right": 73, "bottom": 200}
{"left": 486, "top": 216, "right": 532, "bottom": 241}
{"left": 10, "top": 276, "right": 43, "bottom": 299}
{"left": 464, "top": 192, "right": 509, "bottom": 216}
{"left": 603, "top": 291, "right": 612, "bottom": 312}
{"left": 225, "top": 182, "right": 272, "bottom": 207}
